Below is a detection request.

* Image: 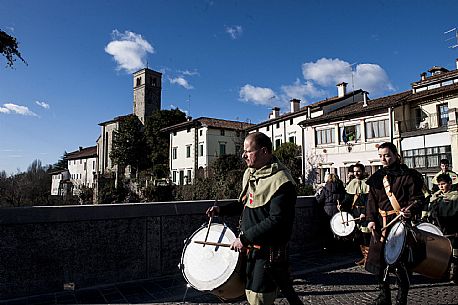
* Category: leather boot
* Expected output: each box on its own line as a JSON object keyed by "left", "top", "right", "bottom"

{"left": 372, "top": 282, "right": 391, "bottom": 305}
{"left": 355, "top": 245, "right": 369, "bottom": 266}
{"left": 394, "top": 266, "right": 410, "bottom": 305}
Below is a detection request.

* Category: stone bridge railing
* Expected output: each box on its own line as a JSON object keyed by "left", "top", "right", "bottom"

{"left": 0, "top": 196, "right": 320, "bottom": 300}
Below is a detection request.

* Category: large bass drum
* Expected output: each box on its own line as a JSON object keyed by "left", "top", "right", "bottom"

{"left": 180, "top": 223, "right": 245, "bottom": 300}
{"left": 416, "top": 222, "right": 443, "bottom": 236}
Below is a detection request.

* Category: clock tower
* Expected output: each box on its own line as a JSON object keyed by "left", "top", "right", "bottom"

{"left": 133, "top": 68, "right": 162, "bottom": 124}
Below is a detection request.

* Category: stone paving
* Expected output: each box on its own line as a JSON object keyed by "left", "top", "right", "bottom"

{"left": 1, "top": 248, "right": 457, "bottom": 305}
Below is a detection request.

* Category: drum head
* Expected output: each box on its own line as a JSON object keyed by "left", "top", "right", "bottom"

{"left": 384, "top": 221, "right": 406, "bottom": 265}
{"left": 181, "top": 223, "right": 239, "bottom": 292}
{"left": 330, "top": 212, "right": 355, "bottom": 237}
{"left": 417, "top": 222, "right": 443, "bottom": 236}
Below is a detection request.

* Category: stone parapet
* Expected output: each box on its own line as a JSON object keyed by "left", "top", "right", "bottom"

{"left": 0, "top": 197, "right": 320, "bottom": 300}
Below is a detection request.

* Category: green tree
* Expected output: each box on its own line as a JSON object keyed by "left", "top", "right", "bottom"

{"left": 110, "top": 115, "right": 146, "bottom": 172}
{"left": 144, "top": 109, "right": 187, "bottom": 178}
{"left": 273, "top": 142, "right": 302, "bottom": 183}
{"left": 0, "top": 29, "right": 27, "bottom": 68}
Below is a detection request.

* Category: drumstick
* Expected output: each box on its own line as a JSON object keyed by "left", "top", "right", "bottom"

{"left": 194, "top": 240, "right": 261, "bottom": 250}
{"left": 341, "top": 216, "right": 362, "bottom": 224}
{"left": 202, "top": 216, "right": 213, "bottom": 247}
{"left": 381, "top": 202, "right": 415, "bottom": 232}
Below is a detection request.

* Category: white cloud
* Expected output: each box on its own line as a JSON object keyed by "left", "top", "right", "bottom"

{"left": 169, "top": 76, "right": 194, "bottom": 89}
{"left": 179, "top": 69, "right": 199, "bottom": 76}
{"left": 35, "top": 101, "right": 50, "bottom": 109}
{"left": 225, "top": 25, "right": 243, "bottom": 39}
{"left": 301, "top": 57, "right": 394, "bottom": 96}
{"left": 281, "top": 79, "right": 327, "bottom": 102}
{"left": 239, "top": 85, "right": 276, "bottom": 106}
{"left": 105, "top": 30, "right": 154, "bottom": 73}
{"left": 0, "top": 103, "right": 38, "bottom": 116}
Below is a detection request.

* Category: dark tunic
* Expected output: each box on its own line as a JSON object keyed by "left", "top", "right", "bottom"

{"left": 365, "top": 163, "right": 425, "bottom": 274}
{"left": 220, "top": 162, "right": 296, "bottom": 293}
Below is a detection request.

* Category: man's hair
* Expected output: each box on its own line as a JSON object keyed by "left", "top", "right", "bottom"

{"left": 440, "top": 159, "right": 450, "bottom": 166}
{"left": 436, "top": 173, "right": 452, "bottom": 184}
{"left": 247, "top": 132, "right": 273, "bottom": 153}
{"left": 378, "top": 142, "right": 399, "bottom": 155}
{"left": 353, "top": 163, "right": 365, "bottom": 172}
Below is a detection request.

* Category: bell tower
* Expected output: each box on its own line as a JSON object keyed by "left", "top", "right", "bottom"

{"left": 133, "top": 68, "right": 162, "bottom": 124}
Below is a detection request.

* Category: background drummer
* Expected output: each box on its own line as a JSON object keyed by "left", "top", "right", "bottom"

{"left": 342, "top": 163, "right": 370, "bottom": 266}
{"left": 365, "top": 142, "right": 425, "bottom": 305}
{"left": 206, "top": 132, "right": 303, "bottom": 305}
{"left": 426, "top": 173, "right": 458, "bottom": 283}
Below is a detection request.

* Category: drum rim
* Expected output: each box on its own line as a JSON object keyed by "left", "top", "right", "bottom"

{"left": 330, "top": 211, "right": 355, "bottom": 237}
{"left": 416, "top": 222, "right": 444, "bottom": 236}
{"left": 181, "top": 223, "right": 240, "bottom": 292}
{"left": 384, "top": 221, "right": 407, "bottom": 265}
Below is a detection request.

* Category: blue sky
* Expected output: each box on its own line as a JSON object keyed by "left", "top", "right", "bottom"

{"left": 0, "top": 0, "right": 457, "bottom": 175}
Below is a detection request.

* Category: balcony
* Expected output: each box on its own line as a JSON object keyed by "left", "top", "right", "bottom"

{"left": 402, "top": 112, "right": 449, "bottom": 133}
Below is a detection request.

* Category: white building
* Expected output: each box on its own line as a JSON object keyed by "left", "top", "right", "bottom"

{"left": 247, "top": 82, "right": 366, "bottom": 182}
{"left": 66, "top": 146, "right": 98, "bottom": 194}
{"left": 163, "top": 117, "right": 254, "bottom": 185}
{"left": 50, "top": 146, "right": 97, "bottom": 196}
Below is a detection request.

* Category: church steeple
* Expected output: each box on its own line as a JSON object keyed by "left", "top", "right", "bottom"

{"left": 133, "top": 68, "right": 162, "bottom": 124}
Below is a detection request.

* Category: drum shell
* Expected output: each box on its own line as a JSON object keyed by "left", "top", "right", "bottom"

{"left": 411, "top": 228, "right": 452, "bottom": 279}
{"left": 180, "top": 223, "right": 245, "bottom": 300}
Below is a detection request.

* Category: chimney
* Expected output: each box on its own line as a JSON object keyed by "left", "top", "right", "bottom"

{"left": 421, "top": 72, "right": 427, "bottom": 81}
{"left": 307, "top": 106, "right": 311, "bottom": 119}
{"left": 79, "top": 146, "right": 83, "bottom": 151}
{"left": 270, "top": 107, "right": 280, "bottom": 119}
{"left": 337, "top": 82, "right": 348, "bottom": 97}
{"left": 363, "top": 91, "right": 368, "bottom": 107}
{"left": 290, "top": 99, "right": 300, "bottom": 113}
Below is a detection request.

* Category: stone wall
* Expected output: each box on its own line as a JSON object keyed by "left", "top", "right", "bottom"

{"left": 0, "top": 196, "right": 320, "bottom": 300}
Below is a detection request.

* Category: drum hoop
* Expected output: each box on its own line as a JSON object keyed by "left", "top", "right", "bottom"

{"left": 181, "top": 223, "right": 239, "bottom": 291}
{"left": 330, "top": 212, "right": 355, "bottom": 237}
{"left": 384, "top": 221, "right": 407, "bottom": 265}
{"left": 416, "top": 222, "right": 444, "bottom": 236}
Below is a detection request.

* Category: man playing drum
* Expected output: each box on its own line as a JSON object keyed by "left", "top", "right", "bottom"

{"left": 342, "top": 163, "right": 370, "bottom": 266}
{"left": 206, "top": 132, "right": 303, "bottom": 305}
{"left": 365, "top": 142, "right": 425, "bottom": 305}
{"left": 427, "top": 173, "right": 458, "bottom": 283}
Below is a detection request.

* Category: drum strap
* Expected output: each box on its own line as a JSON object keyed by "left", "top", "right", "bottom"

{"left": 383, "top": 175, "right": 401, "bottom": 213}
{"left": 378, "top": 209, "right": 397, "bottom": 241}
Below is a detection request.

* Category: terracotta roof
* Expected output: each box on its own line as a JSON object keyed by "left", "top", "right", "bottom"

{"left": 299, "top": 90, "right": 411, "bottom": 126}
{"left": 411, "top": 68, "right": 458, "bottom": 87}
{"left": 408, "top": 82, "right": 458, "bottom": 102}
{"left": 162, "top": 117, "right": 255, "bottom": 132}
{"left": 65, "top": 146, "right": 97, "bottom": 160}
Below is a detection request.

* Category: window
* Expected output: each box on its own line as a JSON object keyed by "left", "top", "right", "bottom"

{"left": 276, "top": 122, "right": 280, "bottom": 129}
{"left": 173, "top": 131, "right": 177, "bottom": 136}
{"left": 219, "top": 143, "right": 226, "bottom": 156}
{"left": 339, "top": 125, "right": 360, "bottom": 142}
{"left": 172, "top": 171, "right": 177, "bottom": 183}
{"left": 289, "top": 136, "right": 296, "bottom": 143}
{"left": 84, "top": 162, "right": 87, "bottom": 170}
{"left": 437, "top": 103, "right": 449, "bottom": 127}
{"left": 187, "top": 127, "right": 191, "bottom": 133}
{"left": 172, "top": 147, "right": 177, "bottom": 159}
{"left": 290, "top": 119, "right": 293, "bottom": 125}
{"left": 199, "top": 144, "right": 204, "bottom": 156}
{"left": 315, "top": 128, "right": 335, "bottom": 145}
{"left": 403, "top": 145, "right": 451, "bottom": 170}
{"left": 199, "top": 130, "right": 203, "bottom": 136}
{"left": 275, "top": 139, "right": 282, "bottom": 149}
{"left": 266, "top": 125, "right": 270, "bottom": 131}
{"left": 93, "top": 161, "right": 95, "bottom": 170}
{"left": 365, "top": 119, "right": 389, "bottom": 139}
{"left": 186, "top": 145, "right": 191, "bottom": 158}
{"left": 187, "top": 170, "right": 192, "bottom": 184}
{"left": 220, "top": 129, "right": 225, "bottom": 136}
{"left": 136, "top": 77, "right": 141, "bottom": 87}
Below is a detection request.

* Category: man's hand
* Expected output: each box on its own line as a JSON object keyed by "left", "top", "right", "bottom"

{"left": 367, "top": 221, "right": 376, "bottom": 231}
{"left": 206, "top": 206, "right": 220, "bottom": 218}
{"left": 230, "top": 238, "right": 245, "bottom": 252}
{"left": 400, "top": 207, "right": 411, "bottom": 218}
